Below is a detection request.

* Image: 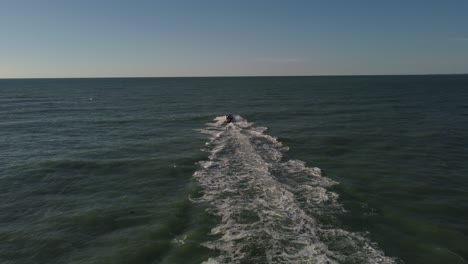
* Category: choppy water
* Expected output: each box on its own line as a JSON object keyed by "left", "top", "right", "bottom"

{"left": 1, "top": 76, "right": 467, "bottom": 264}
{"left": 194, "top": 116, "right": 394, "bottom": 263}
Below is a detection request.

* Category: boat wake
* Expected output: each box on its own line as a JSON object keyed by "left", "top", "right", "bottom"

{"left": 192, "top": 116, "right": 395, "bottom": 264}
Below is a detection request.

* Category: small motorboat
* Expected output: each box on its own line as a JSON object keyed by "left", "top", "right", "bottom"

{"left": 225, "top": 114, "right": 234, "bottom": 123}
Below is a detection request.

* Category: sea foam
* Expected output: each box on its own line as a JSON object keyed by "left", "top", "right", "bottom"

{"left": 192, "top": 116, "right": 395, "bottom": 264}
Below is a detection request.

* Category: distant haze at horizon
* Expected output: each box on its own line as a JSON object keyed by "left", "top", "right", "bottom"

{"left": 1, "top": 0, "right": 467, "bottom": 78}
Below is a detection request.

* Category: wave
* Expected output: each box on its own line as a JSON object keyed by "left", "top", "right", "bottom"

{"left": 192, "top": 115, "right": 395, "bottom": 264}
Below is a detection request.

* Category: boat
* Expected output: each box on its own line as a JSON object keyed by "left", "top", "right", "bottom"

{"left": 225, "top": 114, "right": 234, "bottom": 123}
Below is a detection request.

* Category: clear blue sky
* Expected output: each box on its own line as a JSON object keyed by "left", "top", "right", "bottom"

{"left": 1, "top": 0, "right": 467, "bottom": 78}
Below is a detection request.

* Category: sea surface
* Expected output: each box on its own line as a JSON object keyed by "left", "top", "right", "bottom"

{"left": 1, "top": 75, "right": 467, "bottom": 264}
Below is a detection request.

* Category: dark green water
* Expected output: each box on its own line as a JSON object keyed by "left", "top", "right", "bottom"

{"left": 1, "top": 76, "right": 467, "bottom": 263}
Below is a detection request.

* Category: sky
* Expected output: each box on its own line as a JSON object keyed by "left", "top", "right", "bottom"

{"left": 0, "top": 0, "right": 467, "bottom": 78}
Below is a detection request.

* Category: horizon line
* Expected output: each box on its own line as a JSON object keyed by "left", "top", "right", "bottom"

{"left": 1, "top": 73, "right": 467, "bottom": 80}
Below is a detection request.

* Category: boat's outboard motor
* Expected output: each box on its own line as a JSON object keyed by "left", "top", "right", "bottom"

{"left": 225, "top": 114, "right": 234, "bottom": 123}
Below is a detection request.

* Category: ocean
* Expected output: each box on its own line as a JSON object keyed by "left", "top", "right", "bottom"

{"left": 1, "top": 75, "right": 467, "bottom": 264}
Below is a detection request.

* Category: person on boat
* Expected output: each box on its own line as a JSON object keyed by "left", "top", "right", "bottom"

{"left": 225, "top": 114, "right": 234, "bottom": 123}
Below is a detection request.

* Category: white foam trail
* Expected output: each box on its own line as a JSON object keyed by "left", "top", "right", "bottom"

{"left": 193, "top": 116, "right": 395, "bottom": 264}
